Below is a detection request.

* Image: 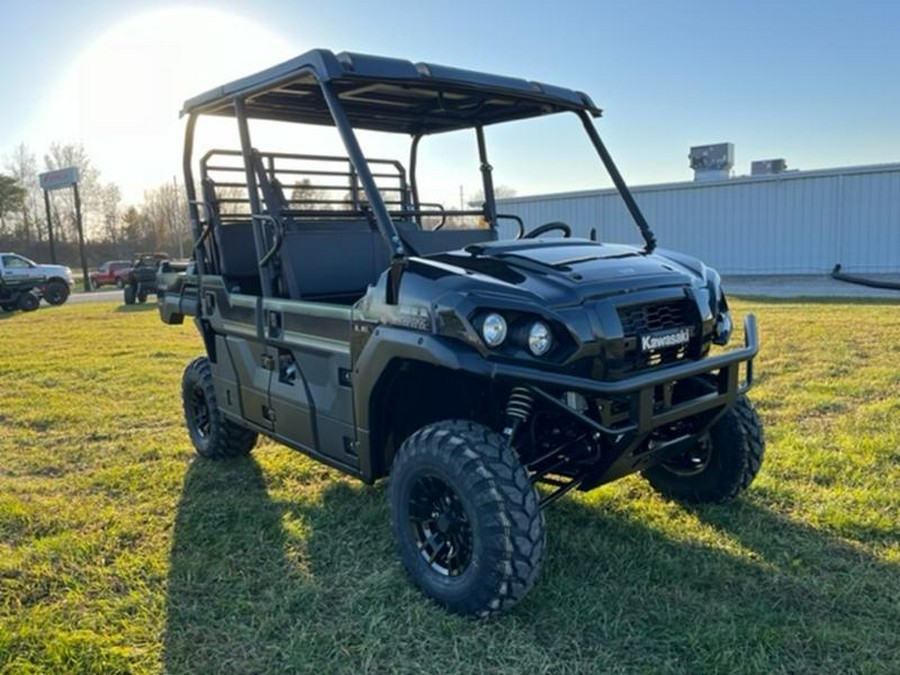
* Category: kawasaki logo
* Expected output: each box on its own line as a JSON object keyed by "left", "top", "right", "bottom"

{"left": 641, "top": 327, "right": 691, "bottom": 352}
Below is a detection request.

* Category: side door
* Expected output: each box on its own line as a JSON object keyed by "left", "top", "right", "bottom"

{"left": 1, "top": 255, "right": 39, "bottom": 286}
{"left": 206, "top": 291, "right": 275, "bottom": 433}
{"left": 262, "top": 299, "right": 316, "bottom": 450}
{"left": 265, "top": 298, "right": 359, "bottom": 470}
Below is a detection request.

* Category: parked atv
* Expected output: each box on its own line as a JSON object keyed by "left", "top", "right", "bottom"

{"left": 122, "top": 252, "right": 169, "bottom": 305}
{"left": 0, "top": 276, "right": 41, "bottom": 313}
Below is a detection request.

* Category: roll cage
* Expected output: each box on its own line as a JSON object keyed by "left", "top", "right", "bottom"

{"left": 181, "top": 48, "right": 656, "bottom": 298}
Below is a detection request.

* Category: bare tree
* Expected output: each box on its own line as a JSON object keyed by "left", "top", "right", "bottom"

{"left": 290, "top": 178, "right": 331, "bottom": 210}
{"left": 5, "top": 143, "right": 41, "bottom": 242}
{"left": 142, "top": 181, "right": 189, "bottom": 254}
{"left": 43, "top": 142, "right": 105, "bottom": 241}
{"left": 99, "top": 183, "right": 123, "bottom": 244}
{"left": 466, "top": 184, "right": 517, "bottom": 208}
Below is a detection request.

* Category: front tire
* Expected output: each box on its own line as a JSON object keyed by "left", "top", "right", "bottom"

{"left": 182, "top": 356, "right": 257, "bottom": 459}
{"left": 123, "top": 285, "right": 136, "bottom": 305}
{"left": 389, "top": 420, "right": 545, "bottom": 618}
{"left": 642, "top": 395, "right": 765, "bottom": 503}
{"left": 43, "top": 281, "right": 69, "bottom": 305}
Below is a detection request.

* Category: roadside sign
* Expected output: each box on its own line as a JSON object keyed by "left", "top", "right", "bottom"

{"left": 39, "top": 167, "right": 80, "bottom": 191}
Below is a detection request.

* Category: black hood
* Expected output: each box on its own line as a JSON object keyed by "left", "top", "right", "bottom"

{"left": 422, "top": 238, "right": 702, "bottom": 307}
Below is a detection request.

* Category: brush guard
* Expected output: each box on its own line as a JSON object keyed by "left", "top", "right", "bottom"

{"left": 491, "top": 315, "right": 758, "bottom": 507}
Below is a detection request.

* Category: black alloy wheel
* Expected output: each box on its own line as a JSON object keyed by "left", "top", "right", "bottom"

{"left": 660, "top": 432, "right": 713, "bottom": 476}
{"left": 181, "top": 356, "right": 258, "bottom": 459}
{"left": 408, "top": 474, "right": 474, "bottom": 577}
{"left": 187, "top": 384, "right": 212, "bottom": 440}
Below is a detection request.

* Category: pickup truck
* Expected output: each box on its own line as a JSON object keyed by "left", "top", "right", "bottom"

{"left": 89, "top": 260, "right": 131, "bottom": 290}
{"left": 0, "top": 252, "right": 73, "bottom": 305}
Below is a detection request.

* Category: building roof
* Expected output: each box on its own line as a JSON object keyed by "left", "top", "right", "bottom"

{"left": 181, "top": 49, "right": 602, "bottom": 135}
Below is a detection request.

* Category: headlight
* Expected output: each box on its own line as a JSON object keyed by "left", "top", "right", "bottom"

{"left": 713, "top": 311, "right": 733, "bottom": 345}
{"left": 481, "top": 313, "right": 507, "bottom": 347}
{"left": 527, "top": 321, "right": 553, "bottom": 356}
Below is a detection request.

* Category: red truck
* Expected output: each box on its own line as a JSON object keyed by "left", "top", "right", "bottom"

{"left": 89, "top": 260, "right": 132, "bottom": 290}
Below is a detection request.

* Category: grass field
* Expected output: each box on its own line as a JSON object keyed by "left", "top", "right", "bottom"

{"left": 1, "top": 299, "right": 898, "bottom": 674}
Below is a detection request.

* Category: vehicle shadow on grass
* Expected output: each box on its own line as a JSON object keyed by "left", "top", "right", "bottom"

{"left": 534, "top": 495, "right": 900, "bottom": 672}
{"left": 164, "top": 459, "right": 899, "bottom": 673}
{"left": 114, "top": 303, "right": 158, "bottom": 313}
{"left": 164, "top": 457, "right": 297, "bottom": 674}
{"left": 164, "top": 457, "right": 403, "bottom": 675}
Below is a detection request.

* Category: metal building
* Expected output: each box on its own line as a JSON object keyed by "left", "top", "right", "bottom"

{"left": 497, "top": 162, "right": 900, "bottom": 275}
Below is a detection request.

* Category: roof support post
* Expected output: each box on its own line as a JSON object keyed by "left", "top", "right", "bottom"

{"left": 475, "top": 126, "right": 497, "bottom": 226}
{"left": 409, "top": 134, "right": 422, "bottom": 219}
{"left": 578, "top": 111, "right": 657, "bottom": 253}
{"left": 235, "top": 97, "right": 275, "bottom": 296}
{"left": 181, "top": 113, "right": 208, "bottom": 275}
{"left": 319, "top": 82, "right": 407, "bottom": 259}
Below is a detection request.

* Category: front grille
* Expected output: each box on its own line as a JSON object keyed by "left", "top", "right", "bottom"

{"left": 609, "top": 299, "right": 699, "bottom": 378}
{"left": 617, "top": 300, "right": 690, "bottom": 335}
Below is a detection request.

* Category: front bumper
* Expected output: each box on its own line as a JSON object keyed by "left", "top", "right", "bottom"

{"left": 483, "top": 314, "right": 757, "bottom": 437}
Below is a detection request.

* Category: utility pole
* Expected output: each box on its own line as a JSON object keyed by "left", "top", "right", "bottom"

{"left": 42, "top": 189, "right": 57, "bottom": 263}
{"left": 72, "top": 182, "right": 90, "bottom": 292}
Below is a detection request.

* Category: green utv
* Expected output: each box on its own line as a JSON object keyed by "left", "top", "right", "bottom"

{"left": 160, "top": 50, "right": 764, "bottom": 618}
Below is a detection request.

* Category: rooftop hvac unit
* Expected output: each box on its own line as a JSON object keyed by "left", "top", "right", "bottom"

{"left": 689, "top": 143, "right": 734, "bottom": 182}
{"left": 751, "top": 159, "right": 787, "bottom": 176}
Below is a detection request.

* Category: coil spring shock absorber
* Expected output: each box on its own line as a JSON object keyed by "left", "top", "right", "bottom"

{"left": 503, "top": 386, "right": 535, "bottom": 441}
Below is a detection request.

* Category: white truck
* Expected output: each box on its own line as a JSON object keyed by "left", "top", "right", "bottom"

{"left": 0, "top": 252, "right": 74, "bottom": 306}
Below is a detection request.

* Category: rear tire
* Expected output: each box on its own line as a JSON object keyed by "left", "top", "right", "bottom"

{"left": 642, "top": 394, "right": 764, "bottom": 503}
{"left": 182, "top": 356, "right": 257, "bottom": 459}
{"left": 17, "top": 291, "right": 40, "bottom": 312}
{"left": 137, "top": 284, "right": 148, "bottom": 303}
{"left": 89, "top": 278, "right": 99, "bottom": 291}
{"left": 43, "top": 281, "right": 69, "bottom": 306}
{"left": 389, "top": 420, "right": 545, "bottom": 618}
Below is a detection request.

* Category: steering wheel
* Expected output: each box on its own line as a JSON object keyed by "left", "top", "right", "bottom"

{"left": 522, "top": 221, "right": 572, "bottom": 239}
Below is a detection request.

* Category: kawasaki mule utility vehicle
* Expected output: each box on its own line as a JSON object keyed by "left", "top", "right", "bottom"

{"left": 160, "top": 50, "right": 764, "bottom": 618}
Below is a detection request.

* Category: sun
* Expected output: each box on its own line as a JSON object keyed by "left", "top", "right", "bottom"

{"left": 39, "top": 7, "right": 297, "bottom": 203}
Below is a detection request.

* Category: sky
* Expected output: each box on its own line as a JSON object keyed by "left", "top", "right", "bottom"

{"left": 1, "top": 0, "right": 898, "bottom": 207}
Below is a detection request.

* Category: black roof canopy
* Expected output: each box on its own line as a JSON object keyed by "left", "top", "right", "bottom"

{"left": 182, "top": 49, "right": 602, "bottom": 135}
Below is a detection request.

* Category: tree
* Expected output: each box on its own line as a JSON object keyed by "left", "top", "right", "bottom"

{"left": 43, "top": 142, "right": 103, "bottom": 242}
{"left": 466, "top": 184, "right": 517, "bottom": 208}
{"left": 142, "top": 181, "right": 188, "bottom": 254}
{"left": 291, "top": 178, "right": 330, "bottom": 209}
{"left": 5, "top": 143, "right": 41, "bottom": 242}
{"left": 120, "top": 206, "right": 149, "bottom": 248}
{"left": 0, "top": 174, "right": 26, "bottom": 235}
{"left": 99, "top": 183, "right": 123, "bottom": 244}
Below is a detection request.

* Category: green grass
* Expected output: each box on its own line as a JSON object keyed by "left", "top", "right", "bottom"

{"left": 1, "top": 299, "right": 898, "bottom": 674}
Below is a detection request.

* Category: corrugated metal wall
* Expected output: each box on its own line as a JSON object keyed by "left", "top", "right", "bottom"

{"left": 496, "top": 163, "right": 900, "bottom": 274}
